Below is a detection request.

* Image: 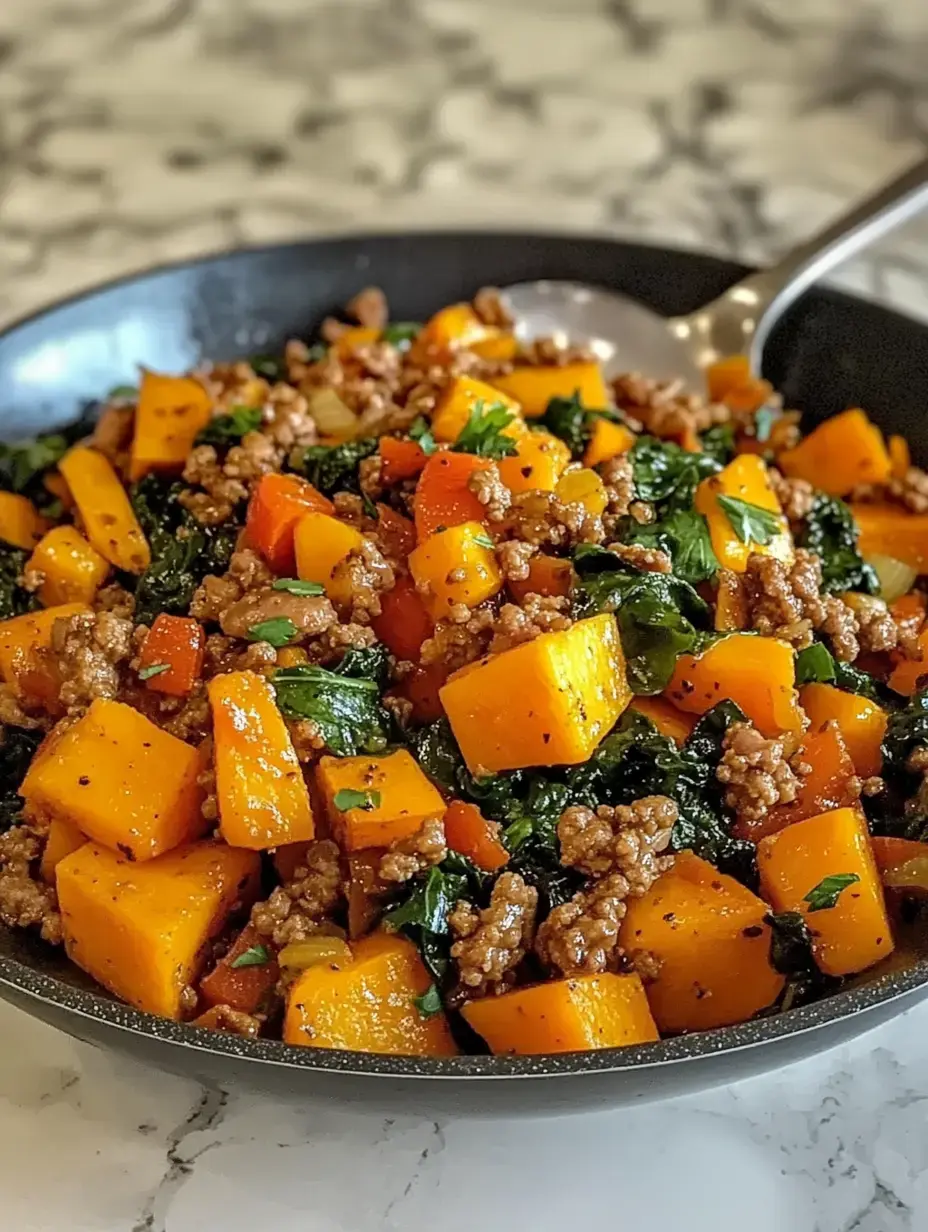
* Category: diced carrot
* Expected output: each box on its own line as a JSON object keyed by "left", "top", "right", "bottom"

{"left": 888, "top": 625, "right": 928, "bottom": 696}
{"left": 333, "top": 326, "right": 381, "bottom": 358}
{"left": 0, "top": 492, "right": 50, "bottom": 551}
{"left": 444, "top": 801, "right": 509, "bottom": 872}
{"left": 138, "top": 614, "right": 206, "bottom": 697}
{"left": 413, "top": 452, "right": 490, "bottom": 541}
{"left": 376, "top": 504, "right": 417, "bottom": 561}
{"left": 891, "top": 592, "right": 927, "bottom": 641}
{"left": 245, "top": 473, "right": 334, "bottom": 574}
{"left": 379, "top": 436, "right": 428, "bottom": 486}
{"left": 370, "top": 574, "right": 433, "bottom": 661}
{"left": 199, "top": 923, "right": 279, "bottom": 1015}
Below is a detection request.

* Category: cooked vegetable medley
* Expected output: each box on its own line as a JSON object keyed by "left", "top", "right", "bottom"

{"left": 3, "top": 284, "right": 928, "bottom": 1057}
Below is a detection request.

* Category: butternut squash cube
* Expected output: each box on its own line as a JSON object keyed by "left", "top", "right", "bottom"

{"left": 294, "top": 511, "right": 365, "bottom": 605}
{"left": 462, "top": 973, "right": 659, "bottom": 1055}
{"left": 851, "top": 503, "right": 928, "bottom": 573}
{"left": 431, "top": 375, "right": 524, "bottom": 443}
{"left": 57, "top": 840, "right": 261, "bottom": 1018}
{"left": 757, "top": 806, "right": 893, "bottom": 977}
{"left": 779, "top": 408, "right": 891, "bottom": 497}
{"left": 583, "top": 418, "right": 635, "bottom": 468}
{"left": 128, "top": 369, "right": 214, "bottom": 481}
{"left": 316, "top": 748, "right": 446, "bottom": 851}
{"left": 59, "top": 446, "right": 150, "bottom": 573}
{"left": 490, "top": 361, "right": 610, "bottom": 418}
{"left": 39, "top": 816, "right": 86, "bottom": 883}
{"left": 0, "top": 491, "right": 50, "bottom": 550}
{"left": 408, "top": 520, "right": 503, "bottom": 620}
{"left": 555, "top": 467, "right": 608, "bottom": 516}
{"left": 440, "top": 613, "right": 631, "bottom": 773}
{"left": 21, "top": 698, "right": 207, "bottom": 862}
{"left": 0, "top": 602, "right": 90, "bottom": 705}
{"left": 800, "top": 683, "right": 886, "bottom": 778}
{"left": 695, "top": 454, "right": 793, "bottom": 573}
{"left": 284, "top": 931, "right": 457, "bottom": 1055}
{"left": 497, "top": 430, "right": 571, "bottom": 494}
{"left": 209, "top": 670, "right": 315, "bottom": 850}
{"left": 27, "top": 526, "right": 110, "bottom": 607}
{"left": 619, "top": 851, "right": 785, "bottom": 1032}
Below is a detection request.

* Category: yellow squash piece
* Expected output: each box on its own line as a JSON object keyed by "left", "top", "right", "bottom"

{"left": 497, "top": 430, "right": 571, "bottom": 494}
{"left": 39, "top": 816, "right": 86, "bottom": 883}
{"left": 408, "top": 520, "right": 503, "bottom": 620}
{"left": 21, "top": 698, "right": 207, "bottom": 861}
{"left": 695, "top": 453, "right": 792, "bottom": 573}
{"left": 0, "top": 492, "right": 50, "bottom": 550}
{"left": 293, "top": 511, "right": 364, "bottom": 605}
{"left": 57, "top": 840, "right": 261, "bottom": 1019}
{"left": 778, "top": 408, "right": 891, "bottom": 496}
{"left": 26, "top": 526, "right": 110, "bottom": 607}
{"left": 316, "top": 748, "right": 447, "bottom": 851}
{"left": 58, "top": 446, "right": 150, "bottom": 573}
{"left": 284, "top": 931, "right": 457, "bottom": 1055}
{"left": 430, "top": 375, "right": 524, "bottom": 443}
{"left": 129, "top": 369, "right": 214, "bottom": 481}
{"left": 555, "top": 467, "right": 608, "bottom": 517}
{"left": 0, "top": 602, "right": 90, "bottom": 705}
{"left": 583, "top": 417, "right": 635, "bottom": 468}
{"left": 462, "top": 973, "right": 659, "bottom": 1055}
{"left": 440, "top": 613, "right": 631, "bottom": 773}
{"left": 490, "top": 361, "right": 611, "bottom": 418}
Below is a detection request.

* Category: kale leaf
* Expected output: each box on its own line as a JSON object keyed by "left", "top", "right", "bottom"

{"left": 453, "top": 401, "right": 518, "bottom": 460}
{"left": 716, "top": 494, "right": 783, "bottom": 546}
{"left": 800, "top": 494, "right": 878, "bottom": 595}
{"left": 572, "top": 544, "right": 714, "bottom": 693}
{"left": 0, "top": 726, "right": 43, "bottom": 832}
{"left": 299, "top": 437, "right": 379, "bottom": 496}
{"left": 866, "top": 688, "right": 928, "bottom": 840}
{"left": 794, "top": 641, "right": 883, "bottom": 702}
{"left": 194, "top": 406, "right": 262, "bottom": 447}
{"left": 382, "top": 322, "right": 421, "bottom": 349}
{"left": 535, "top": 393, "right": 618, "bottom": 459}
{"left": 384, "top": 853, "right": 490, "bottom": 983}
{"left": 624, "top": 508, "right": 719, "bottom": 585}
{"left": 759, "top": 910, "right": 840, "bottom": 1015}
{"left": 0, "top": 545, "right": 39, "bottom": 621}
{"left": 271, "top": 644, "right": 391, "bottom": 756}
{"left": 629, "top": 436, "right": 720, "bottom": 511}
{"left": 699, "top": 423, "right": 735, "bottom": 465}
{"left": 130, "top": 475, "right": 237, "bottom": 625}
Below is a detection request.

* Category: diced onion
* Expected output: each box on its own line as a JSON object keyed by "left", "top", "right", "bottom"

{"left": 308, "top": 388, "right": 357, "bottom": 436}
{"left": 882, "top": 856, "right": 928, "bottom": 893}
{"left": 277, "top": 936, "right": 352, "bottom": 971}
{"left": 866, "top": 553, "right": 917, "bottom": 604}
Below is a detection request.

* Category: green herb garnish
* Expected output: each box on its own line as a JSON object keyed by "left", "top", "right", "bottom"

{"left": 716, "top": 494, "right": 783, "bottom": 546}
{"left": 409, "top": 417, "right": 438, "bottom": 455}
{"left": 382, "top": 322, "right": 421, "bottom": 349}
{"left": 453, "top": 401, "right": 519, "bottom": 459}
{"left": 333, "top": 788, "right": 381, "bottom": 811}
{"left": 195, "top": 406, "right": 263, "bottom": 447}
{"left": 247, "top": 617, "right": 298, "bottom": 647}
{"left": 272, "top": 646, "right": 391, "bottom": 756}
{"left": 413, "top": 984, "right": 444, "bottom": 1018}
{"left": 107, "top": 384, "right": 139, "bottom": 400}
{"left": 231, "top": 944, "right": 270, "bottom": 969}
{"left": 272, "top": 578, "right": 325, "bottom": 596}
{"left": 139, "top": 663, "right": 171, "bottom": 681}
{"left": 803, "top": 873, "right": 860, "bottom": 912}
{"left": 473, "top": 531, "right": 495, "bottom": 549}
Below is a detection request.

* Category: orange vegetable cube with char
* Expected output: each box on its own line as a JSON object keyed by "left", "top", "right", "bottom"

{"left": 555, "top": 467, "right": 607, "bottom": 517}
{"left": 440, "top": 613, "right": 631, "bottom": 774}
{"left": 498, "top": 430, "right": 571, "bottom": 495}
{"left": 462, "top": 973, "right": 658, "bottom": 1055}
{"left": 444, "top": 801, "right": 509, "bottom": 872}
{"left": 39, "top": 816, "right": 86, "bottom": 884}
{"left": 695, "top": 454, "right": 792, "bottom": 573}
{"left": 0, "top": 602, "right": 89, "bottom": 705}
{"left": 666, "top": 634, "right": 803, "bottom": 737}
{"left": 247, "top": 473, "right": 335, "bottom": 574}
{"left": 138, "top": 614, "right": 206, "bottom": 697}
{"left": 378, "top": 436, "right": 427, "bottom": 486}
{"left": 583, "top": 417, "right": 635, "bottom": 468}
{"left": 408, "top": 521, "right": 503, "bottom": 620}
{"left": 26, "top": 526, "right": 110, "bottom": 607}
{"left": 370, "top": 573, "right": 433, "bottom": 661}
{"left": 758, "top": 807, "right": 893, "bottom": 977}
{"left": 316, "top": 748, "right": 446, "bottom": 851}
{"left": 851, "top": 503, "right": 928, "bottom": 574}
{"left": 800, "top": 683, "right": 886, "bottom": 778}
{"left": 59, "top": 446, "right": 150, "bottom": 573}
{"left": 619, "top": 851, "right": 785, "bottom": 1032}
{"left": 57, "top": 840, "right": 261, "bottom": 1019}
{"left": 284, "top": 931, "right": 458, "bottom": 1055}
{"left": 490, "top": 361, "right": 611, "bottom": 418}
{"left": 0, "top": 492, "right": 50, "bottom": 550}
{"left": 413, "top": 452, "right": 490, "bottom": 541}
{"left": 128, "top": 369, "right": 214, "bottom": 481}
{"left": 778, "top": 408, "right": 891, "bottom": 496}
{"left": 20, "top": 698, "right": 207, "bottom": 862}
{"left": 294, "top": 511, "right": 365, "bottom": 605}
{"left": 209, "top": 670, "right": 315, "bottom": 851}
{"left": 431, "top": 375, "right": 524, "bottom": 444}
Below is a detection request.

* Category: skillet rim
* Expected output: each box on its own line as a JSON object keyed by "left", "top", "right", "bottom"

{"left": 0, "top": 228, "right": 925, "bottom": 1080}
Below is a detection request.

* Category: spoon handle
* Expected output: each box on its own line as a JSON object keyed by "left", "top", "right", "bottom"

{"left": 733, "top": 155, "right": 928, "bottom": 360}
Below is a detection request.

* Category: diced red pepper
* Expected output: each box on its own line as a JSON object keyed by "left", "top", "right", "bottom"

{"left": 371, "top": 575, "right": 433, "bottom": 661}
{"left": 138, "top": 614, "right": 206, "bottom": 697}
{"left": 199, "top": 923, "right": 279, "bottom": 1015}
{"left": 400, "top": 661, "right": 448, "bottom": 723}
{"left": 246, "top": 473, "right": 334, "bottom": 573}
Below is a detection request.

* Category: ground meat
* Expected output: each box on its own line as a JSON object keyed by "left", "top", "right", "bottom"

{"left": 219, "top": 589, "right": 338, "bottom": 641}
{"left": 199, "top": 1004, "right": 262, "bottom": 1038}
{"left": 180, "top": 433, "right": 278, "bottom": 525}
{"left": 716, "top": 722, "right": 803, "bottom": 825}
{"left": 287, "top": 718, "right": 326, "bottom": 762}
{"left": 467, "top": 463, "right": 511, "bottom": 522}
{"left": 329, "top": 538, "right": 395, "bottom": 622}
{"left": 346, "top": 286, "right": 388, "bottom": 330}
{"left": 852, "top": 466, "right": 928, "bottom": 514}
{"left": 0, "top": 685, "right": 48, "bottom": 730}
{"left": 518, "top": 339, "right": 595, "bottom": 367}
{"left": 488, "top": 594, "right": 572, "bottom": 654}
{"left": 190, "top": 548, "right": 274, "bottom": 625}
{"left": 605, "top": 542, "right": 672, "bottom": 574}
{"left": 495, "top": 539, "right": 537, "bottom": 583}
{"left": 535, "top": 874, "right": 631, "bottom": 977}
{"left": 742, "top": 550, "right": 860, "bottom": 661}
{"left": 378, "top": 817, "right": 447, "bottom": 883}
{"left": 611, "top": 372, "right": 728, "bottom": 440}
{"left": 158, "top": 684, "right": 212, "bottom": 743}
{"left": 420, "top": 606, "right": 494, "bottom": 673}
{"left": 309, "top": 621, "right": 378, "bottom": 661}
{"left": 768, "top": 468, "right": 815, "bottom": 526}
{"left": 844, "top": 593, "right": 899, "bottom": 654}
{"left": 91, "top": 404, "right": 134, "bottom": 470}
{"left": 261, "top": 383, "right": 318, "bottom": 454}
{"left": 51, "top": 609, "right": 134, "bottom": 712}
{"left": 251, "top": 839, "right": 342, "bottom": 948}
{"left": 449, "top": 872, "right": 538, "bottom": 999}
{"left": 472, "top": 286, "right": 513, "bottom": 329}
{"left": 502, "top": 489, "right": 604, "bottom": 549}
{"left": 0, "top": 824, "right": 61, "bottom": 944}
{"left": 558, "top": 796, "right": 678, "bottom": 884}
{"left": 94, "top": 582, "right": 135, "bottom": 619}
{"left": 599, "top": 453, "right": 636, "bottom": 523}
{"left": 358, "top": 454, "right": 384, "bottom": 502}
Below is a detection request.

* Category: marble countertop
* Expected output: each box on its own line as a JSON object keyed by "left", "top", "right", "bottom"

{"left": 3, "top": 1, "right": 928, "bottom": 1230}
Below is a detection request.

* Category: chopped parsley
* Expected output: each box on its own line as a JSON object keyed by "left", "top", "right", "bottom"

{"left": 247, "top": 617, "right": 298, "bottom": 647}
{"left": 409, "top": 417, "right": 438, "bottom": 455}
{"left": 333, "top": 788, "right": 381, "bottom": 811}
{"left": 412, "top": 984, "right": 444, "bottom": 1018}
{"left": 195, "top": 406, "right": 263, "bottom": 447}
{"left": 382, "top": 322, "right": 421, "bottom": 349}
{"left": 230, "top": 944, "right": 270, "bottom": 969}
{"left": 139, "top": 663, "right": 171, "bottom": 681}
{"left": 716, "top": 494, "right": 783, "bottom": 546}
{"left": 453, "top": 401, "right": 519, "bottom": 459}
{"left": 803, "top": 873, "right": 860, "bottom": 912}
{"left": 272, "top": 578, "right": 325, "bottom": 596}
{"left": 473, "top": 531, "right": 495, "bottom": 549}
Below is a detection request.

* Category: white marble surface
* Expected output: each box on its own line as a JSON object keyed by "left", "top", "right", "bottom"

{"left": 3, "top": 1, "right": 928, "bottom": 1229}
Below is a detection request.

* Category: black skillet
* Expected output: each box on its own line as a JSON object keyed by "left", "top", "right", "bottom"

{"left": 1, "top": 232, "right": 927, "bottom": 1116}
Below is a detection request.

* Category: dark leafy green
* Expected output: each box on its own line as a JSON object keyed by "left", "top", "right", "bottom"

{"left": 271, "top": 644, "right": 391, "bottom": 756}
{"left": 413, "top": 984, "right": 444, "bottom": 1017}
{"left": 793, "top": 641, "right": 883, "bottom": 702}
{"left": 0, "top": 727, "right": 43, "bottom": 832}
{"left": 408, "top": 417, "right": 438, "bottom": 455}
{"left": 766, "top": 911, "right": 815, "bottom": 976}
{"left": 130, "top": 475, "right": 237, "bottom": 625}
{"left": 299, "top": 437, "right": 379, "bottom": 496}
{"left": 868, "top": 689, "right": 928, "bottom": 840}
{"left": 700, "top": 423, "right": 735, "bottom": 465}
{"left": 0, "top": 545, "right": 39, "bottom": 621}
{"left": 0, "top": 434, "right": 69, "bottom": 498}
{"left": 194, "top": 406, "right": 262, "bottom": 447}
{"left": 453, "top": 402, "right": 519, "bottom": 460}
{"left": 716, "top": 494, "right": 783, "bottom": 546}
{"left": 383, "top": 854, "right": 490, "bottom": 983}
{"left": 624, "top": 508, "right": 720, "bottom": 585}
{"left": 800, "top": 494, "right": 878, "bottom": 595}
{"left": 753, "top": 406, "right": 780, "bottom": 444}
{"left": 535, "top": 393, "right": 610, "bottom": 459}
{"left": 629, "top": 436, "right": 720, "bottom": 511}
{"left": 382, "top": 322, "right": 421, "bottom": 349}
{"left": 250, "top": 354, "right": 289, "bottom": 381}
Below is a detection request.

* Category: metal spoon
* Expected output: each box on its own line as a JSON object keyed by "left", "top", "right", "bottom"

{"left": 501, "top": 155, "right": 928, "bottom": 389}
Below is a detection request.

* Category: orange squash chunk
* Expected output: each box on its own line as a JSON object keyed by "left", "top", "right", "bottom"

{"left": 39, "top": 816, "right": 86, "bottom": 884}
{"left": 57, "top": 840, "right": 261, "bottom": 1018}
{"left": 851, "top": 503, "right": 928, "bottom": 573}
{"left": 284, "top": 931, "right": 457, "bottom": 1055}
{"left": 293, "top": 511, "right": 365, "bottom": 606}
{"left": 507, "top": 554, "right": 574, "bottom": 604}
{"left": 462, "top": 973, "right": 658, "bottom": 1054}
{"left": 497, "top": 430, "right": 572, "bottom": 495}
{"left": 778, "top": 408, "right": 891, "bottom": 496}
{"left": 0, "top": 492, "right": 50, "bottom": 550}
{"left": 316, "top": 748, "right": 446, "bottom": 851}
{"left": 128, "top": 369, "right": 213, "bottom": 481}
{"left": 695, "top": 454, "right": 792, "bottom": 573}
{"left": 21, "top": 698, "right": 207, "bottom": 862}
{"left": 246, "top": 473, "right": 334, "bottom": 574}
{"left": 757, "top": 807, "right": 893, "bottom": 977}
{"left": 408, "top": 520, "right": 503, "bottom": 619}
{"left": 620, "top": 851, "right": 784, "bottom": 1032}
{"left": 800, "top": 683, "right": 886, "bottom": 778}
{"left": 490, "top": 361, "right": 610, "bottom": 418}
{"left": 431, "top": 375, "right": 524, "bottom": 443}
{"left": 583, "top": 418, "right": 635, "bottom": 468}
{"left": 629, "top": 696, "right": 696, "bottom": 746}
{"left": 26, "top": 526, "right": 109, "bottom": 607}
{"left": 0, "top": 602, "right": 90, "bottom": 705}
{"left": 59, "top": 446, "right": 150, "bottom": 573}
